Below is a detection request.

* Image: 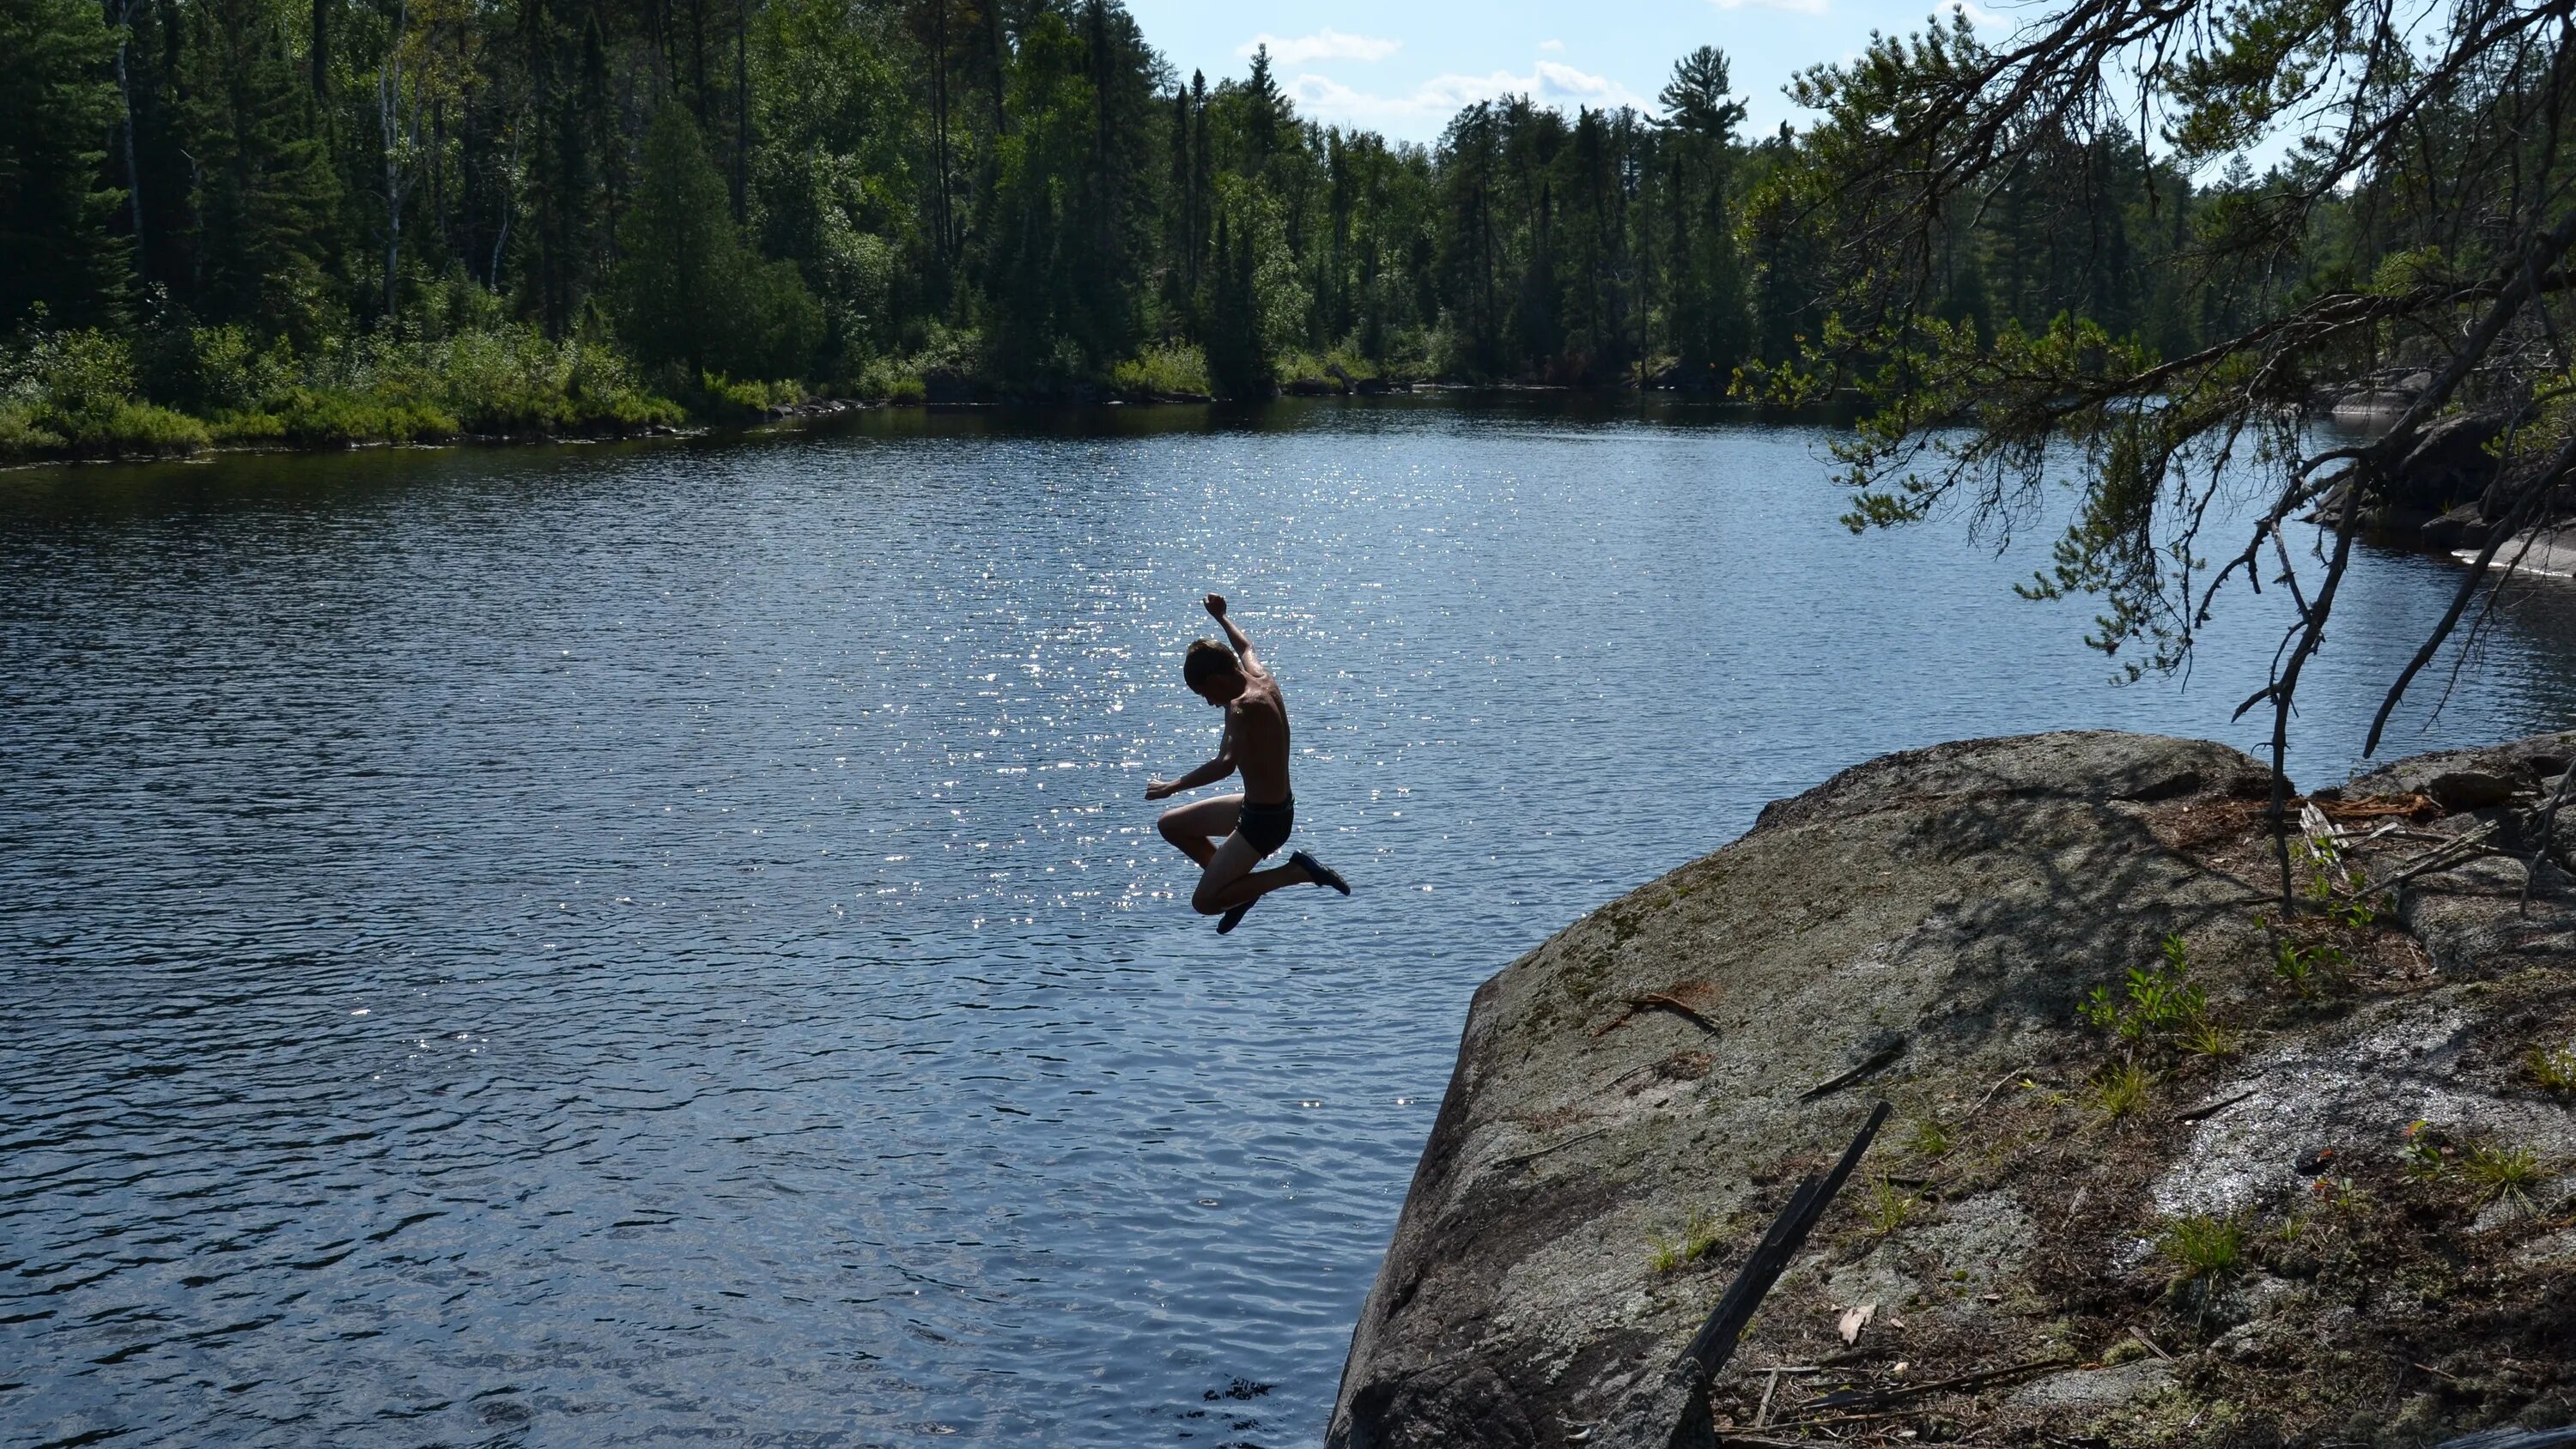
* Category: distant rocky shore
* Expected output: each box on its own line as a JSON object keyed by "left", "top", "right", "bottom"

{"left": 1329, "top": 730, "right": 2576, "bottom": 1448}
{"left": 2318, "top": 373, "right": 2574, "bottom": 570}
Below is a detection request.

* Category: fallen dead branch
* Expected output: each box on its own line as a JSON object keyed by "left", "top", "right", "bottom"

{"left": 1749, "top": 1365, "right": 1822, "bottom": 1428}
{"left": 1597, "top": 1101, "right": 1894, "bottom": 1449}
{"left": 2174, "top": 1088, "right": 2260, "bottom": 1123}
{"left": 1597, "top": 986, "right": 1729, "bottom": 1039}
{"left": 2359, "top": 821, "right": 2503, "bottom": 896}
{"left": 1494, "top": 1125, "right": 1611, "bottom": 1173}
{"left": 1784, "top": 1355, "right": 2078, "bottom": 1422}
{"left": 1802, "top": 1040, "right": 1908, "bottom": 1101}
{"left": 2314, "top": 793, "right": 2440, "bottom": 822}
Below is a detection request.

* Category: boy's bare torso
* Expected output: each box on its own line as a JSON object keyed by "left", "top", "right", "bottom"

{"left": 1223, "top": 672, "right": 1291, "bottom": 805}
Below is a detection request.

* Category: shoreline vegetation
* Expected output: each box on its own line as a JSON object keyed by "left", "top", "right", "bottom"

{"left": 0, "top": 336, "right": 1763, "bottom": 468}
{"left": 0, "top": 321, "right": 1862, "bottom": 469}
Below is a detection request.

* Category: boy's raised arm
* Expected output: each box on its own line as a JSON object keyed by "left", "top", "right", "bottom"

{"left": 1206, "top": 593, "right": 1261, "bottom": 673}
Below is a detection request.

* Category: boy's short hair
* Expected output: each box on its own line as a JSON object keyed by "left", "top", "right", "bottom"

{"left": 1183, "top": 638, "right": 1240, "bottom": 688}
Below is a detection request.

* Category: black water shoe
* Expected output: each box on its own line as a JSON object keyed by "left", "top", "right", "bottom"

{"left": 1291, "top": 851, "right": 1351, "bottom": 894}
{"left": 1217, "top": 900, "right": 1254, "bottom": 934}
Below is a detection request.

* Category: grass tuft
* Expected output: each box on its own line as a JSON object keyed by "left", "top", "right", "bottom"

{"left": 1865, "top": 1174, "right": 1921, "bottom": 1235}
{"left": 2156, "top": 1213, "right": 2245, "bottom": 1283}
{"left": 2460, "top": 1142, "right": 2546, "bottom": 1210}
{"left": 2088, "top": 1062, "right": 2155, "bottom": 1122}
{"left": 2527, "top": 1043, "right": 2576, "bottom": 1094}
{"left": 1646, "top": 1207, "right": 1725, "bottom": 1273}
{"left": 2182, "top": 1017, "right": 2242, "bottom": 1058}
{"left": 1904, "top": 1117, "right": 1954, "bottom": 1159}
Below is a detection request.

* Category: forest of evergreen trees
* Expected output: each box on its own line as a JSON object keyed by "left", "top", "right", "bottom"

{"left": 1, "top": 0, "right": 2269, "bottom": 456}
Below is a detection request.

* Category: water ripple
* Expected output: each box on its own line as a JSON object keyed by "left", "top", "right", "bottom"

{"left": 3, "top": 400, "right": 2573, "bottom": 1446}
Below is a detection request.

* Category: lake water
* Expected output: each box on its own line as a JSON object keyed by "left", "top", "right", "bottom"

{"left": 4, "top": 398, "right": 2573, "bottom": 1448}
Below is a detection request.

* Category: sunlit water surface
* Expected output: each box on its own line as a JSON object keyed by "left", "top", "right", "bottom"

{"left": 4, "top": 398, "right": 2573, "bottom": 1448}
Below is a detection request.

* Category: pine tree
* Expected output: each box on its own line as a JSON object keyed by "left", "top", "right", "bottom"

{"left": 112, "top": 0, "right": 195, "bottom": 293}
{"left": 1161, "top": 79, "right": 1193, "bottom": 331}
{"left": 1189, "top": 70, "right": 1212, "bottom": 294}
{"left": 188, "top": 0, "right": 340, "bottom": 338}
{"left": 613, "top": 104, "right": 817, "bottom": 380}
{"left": 1658, "top": 47, "right": 1749, "bottom": 383}
{"left": 1202, "top": 207, "right": 1269, "bottom": 398}
{"left": 979, "top": 3, "right": 1154, "bottom": 378}
{"left": 1436, "top": 102, "right": 1504, "bottom": 377}
{"left": 521, "top": 0, "right": 603, "bottom": 334}
{"left": 1242, "top": 44, "right": 1281, "bottom": 173}
{"left": 2, "top": 0, "right": 132, "bottom": 328}
{"left": 1512, "top": 180, "right": 1560, "bottom": 371}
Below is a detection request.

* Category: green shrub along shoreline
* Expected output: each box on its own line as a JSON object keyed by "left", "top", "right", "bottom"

{"left": 0, "top": 321, "right": 1437, "bottom": 465}
{"left": 1, "top": 315, "right": 684, "bottom": 463}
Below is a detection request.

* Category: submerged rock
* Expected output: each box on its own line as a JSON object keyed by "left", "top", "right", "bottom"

{"left": 1328, "top": 731, "right": 2576, "bottom": 1448}
{"left": 2460, "top": 525, "right": 2576, "bottom": 580}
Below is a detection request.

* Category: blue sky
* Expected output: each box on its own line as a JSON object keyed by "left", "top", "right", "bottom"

{"left": 1122, "top": 0, "right": 2014, "bottom": 145}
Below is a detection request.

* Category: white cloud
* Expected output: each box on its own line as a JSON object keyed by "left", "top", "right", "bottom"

{"left": 1286, "top": 59, "right": 1651, "bottom": 128}
{"left": 1533, "top": 60, "right": 1643, "bottom": 102}
{"left": 1239, "top": 28, "right": 1401, "bottom": 66}
{"left": 1712, "top": 0, "right": 1829, "bottom": 13}
{"left": 1539, "top": 38, "right": 1565, "bottom": 52}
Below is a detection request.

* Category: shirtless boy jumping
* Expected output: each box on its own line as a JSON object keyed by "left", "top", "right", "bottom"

{"left": 1146, "top": 594, "right": 1351, "bottom": 933}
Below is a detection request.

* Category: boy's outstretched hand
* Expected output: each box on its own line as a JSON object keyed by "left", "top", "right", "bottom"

{"left": 1204, "top": 593, "right": 1227, "bottom": 619}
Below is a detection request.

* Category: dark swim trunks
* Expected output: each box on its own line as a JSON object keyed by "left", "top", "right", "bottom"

{"left": 1236, "top": 797, "right": 1294, "bottom": 857}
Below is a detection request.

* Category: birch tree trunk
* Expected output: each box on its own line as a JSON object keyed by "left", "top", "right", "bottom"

{"left": 378, "top": 0, "right": 414, "bottom": 318}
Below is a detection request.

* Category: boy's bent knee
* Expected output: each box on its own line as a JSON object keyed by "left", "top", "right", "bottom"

{"left": 1189, "top": 883, "right": 1227, "bottom": 914}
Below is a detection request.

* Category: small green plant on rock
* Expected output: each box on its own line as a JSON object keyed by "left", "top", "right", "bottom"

{"left": 2293, "top": 837, "right": 2379, "bottom": 925}
{"left": 2080, "top": 935, "right": 2210, "bottom": 1057}
{"left": 2313, "top": 1174, "right": 2368, "bottom": 1217}
{"left": 1905, "top": 1117, "right": 1954, "bottom": 1159}
{"left": 2527, "top": 1043, "right": 2576, "bottom": 1093}
{"left": 1646, "top": 1207, "right": 1724, "bottom": 1273}
{"left": 2271, "top": 940, "right": 2345, "bottom": 1000}
{"left": 2400, "top": 1120, "right": 2451, "bottom": 1182}
{"left": 2156, "top": 1213, "right": 2246, "bottom": 1284}
{"left": 2089, "top": 1062, "right": 2155, "bottom": 1122}
{"left": 2183, "top": 1017, "right": 2243, "bottom": 1058}
{"left": 2296, "top": 839, "right": 2342, "bottom": 914}
{"left": 1866, "top": 1173, "right": 1922, "bottom": 1235}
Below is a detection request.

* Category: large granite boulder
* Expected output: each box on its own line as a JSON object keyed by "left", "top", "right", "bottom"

{"left": 1330, "top": 731, "right": 2576, "bottom": 1448}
